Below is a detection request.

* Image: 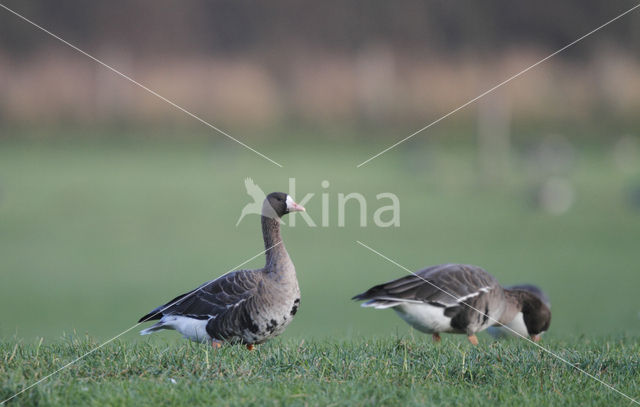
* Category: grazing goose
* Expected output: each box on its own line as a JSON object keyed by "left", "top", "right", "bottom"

{"left": 487, "top": 284, "right": 551, "bottom": 339}
{"left": 352, "top": 264, "right": 551, "bottom": 345}
{"left": 138, "top": 192, "right": 305, "bottom": 350}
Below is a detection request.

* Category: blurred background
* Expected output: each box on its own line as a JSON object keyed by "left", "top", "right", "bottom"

{"left": 1, "top": 1, "right": 639, "bottom": 342}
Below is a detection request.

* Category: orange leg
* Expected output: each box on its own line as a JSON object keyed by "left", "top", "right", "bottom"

{"left": 432, "top": 333, "right": 442, "bottom": 343}
{"left": 467, "top": 335, "right": 479, "bottom": 346}
{"left": 246, "top": 344, "right": 255, "bottom": 351}
{"left": 211, "top": 340, "right": 222, "bottom": 349}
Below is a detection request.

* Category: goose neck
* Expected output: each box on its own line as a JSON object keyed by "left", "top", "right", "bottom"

{"left": 499, "top": 289, "right": 523, "bottom": 324}
{"left": 261, "top": 215, "right": 288, "bottom": 269}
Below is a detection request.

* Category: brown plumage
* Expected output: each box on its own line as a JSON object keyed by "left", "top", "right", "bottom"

{"left": 138, "top": 192, "right": 305, "bottom": 348}
{"left": 353, "top": 263, "right": 551, "bottom": 344}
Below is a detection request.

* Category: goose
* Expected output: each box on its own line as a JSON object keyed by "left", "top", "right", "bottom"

{"left": 138, "top": 192, "right": 305, "bottom": 350}
{"left": 352, "top": 264, "right": 551, "bottom": 345}
{"left": 487, "top": 284, "right": 551, "bottom": 339}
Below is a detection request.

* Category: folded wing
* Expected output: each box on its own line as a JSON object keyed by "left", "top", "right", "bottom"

{"left": 138, "top": 269, "right": 260, "bottom": 323}
{"left": 352, "top": 263, "right": 498, "bottom": 307}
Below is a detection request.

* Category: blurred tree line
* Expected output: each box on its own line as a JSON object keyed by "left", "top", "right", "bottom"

{"left": 2, "top": 0, "right": 638, "bottom": 57}
{"left": 0, "top": 1, "right": 639, "bottom": 132}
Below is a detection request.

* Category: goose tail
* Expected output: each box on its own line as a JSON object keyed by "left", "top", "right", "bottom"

{"left": 360, "top": 299, "right": 402, "bottom": 309}
{"left": 140, "top": 321, "right": 166, "bottom": 336}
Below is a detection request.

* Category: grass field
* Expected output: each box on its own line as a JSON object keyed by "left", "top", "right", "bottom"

{"left": 1, "top": 132, "right": 639, "bottom": 404}
{"left": 1, "top": 336, "right": 639, "bottom": 406}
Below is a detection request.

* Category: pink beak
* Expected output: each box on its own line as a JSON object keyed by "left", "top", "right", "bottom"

{"left": 288, "top": 201, "right": 306, "bottom": 212}
{"left": 531, "top": 335, "right": 541, "bottom": 343}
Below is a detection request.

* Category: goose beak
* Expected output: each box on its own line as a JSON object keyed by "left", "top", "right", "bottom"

{"left": 286, "top": 196, "right": 306, "bottom": 212}
{"left": 531, "top": 335, "right": 541, "bottom": 342}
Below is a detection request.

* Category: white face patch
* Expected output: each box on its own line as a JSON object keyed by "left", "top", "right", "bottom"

{"left": 504, "top": 312, "right": 529, "bottom": 337}
{"left": 285, "top": 195, "right": 294, "bottom": 210}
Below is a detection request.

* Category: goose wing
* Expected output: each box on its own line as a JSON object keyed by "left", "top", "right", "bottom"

{"left": 138, "top": 269, "right": 260, "bottom": 322}
{"left": 353, "top": 263, "right": 499, "bottom": 307}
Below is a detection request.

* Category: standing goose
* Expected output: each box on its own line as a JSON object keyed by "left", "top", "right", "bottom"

{"left": 352, "top": 264, "right": 551, "bottom": 345}
{"left": 138, "top": 192, "right": 305, "bottom": 350}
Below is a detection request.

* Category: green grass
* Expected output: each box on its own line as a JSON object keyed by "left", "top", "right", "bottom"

{"left": 0, "top": 133, "right": 639, "bottom": 404}
{"left": 1, "top": 136, "right": 639, "bottom": 340}
{"left": 1, "top": 336, "right": 638, "bottom": 406}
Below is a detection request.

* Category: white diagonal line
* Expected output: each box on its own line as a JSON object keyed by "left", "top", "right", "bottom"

{"left": 355, "top": 240, "right": 639, "bottom": 405}
{"left": 356, "top": 3, "right": 640, "bottom": 168}
{"left": 0, "top": 241, "right": 282, "bottom": 405}
{"left": 0, "top": 3, "right": 283, "bottom": 168}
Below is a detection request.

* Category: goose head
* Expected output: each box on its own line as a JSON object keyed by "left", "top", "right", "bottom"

{"left": 262, "top": 192, "right": 305, "bottom": 219}
{"left": 518, "top": 290, "right": 552, "bottom": 342}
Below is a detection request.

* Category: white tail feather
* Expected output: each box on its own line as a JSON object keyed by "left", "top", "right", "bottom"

{"left": 139, "top": 315, "right": 211, "bottom": 343}
{"left": 139, "top": 322, "right": 166, "bottom": 335}
{"left": 361, "top": 300, "right": 402, "bottom": 309}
